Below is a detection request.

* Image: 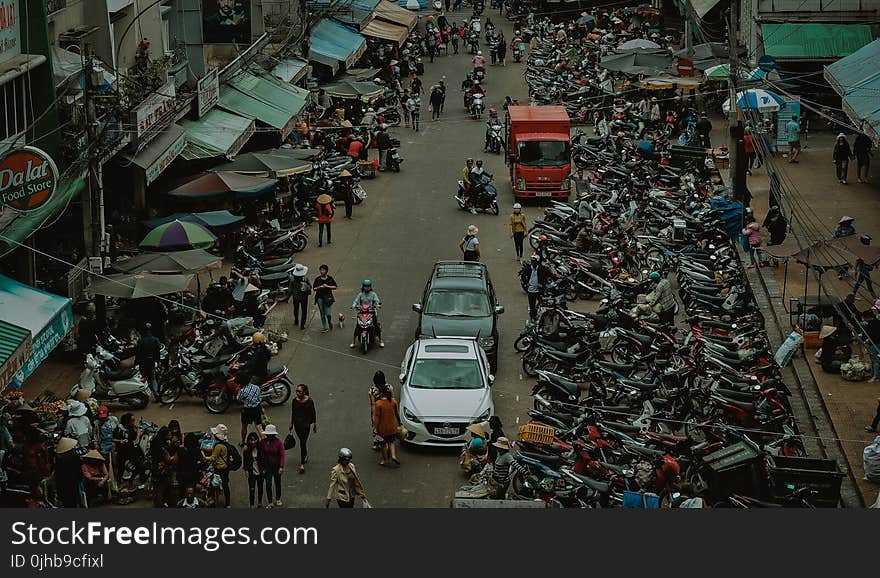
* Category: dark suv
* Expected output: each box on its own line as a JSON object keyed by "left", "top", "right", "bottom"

{"left": 412, "top": 261, "right": 504, "bottom": 370}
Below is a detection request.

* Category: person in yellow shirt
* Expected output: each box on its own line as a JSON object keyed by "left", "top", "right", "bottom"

{"left": 459, "top": 158, "right": 475, "bottom": 209}
{"left": 508, "top": 203, "right": 528, "bottom": 261}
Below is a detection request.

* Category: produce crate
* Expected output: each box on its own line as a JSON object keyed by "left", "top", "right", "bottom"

{"left": 518, "top": 423, "right": 555, "bottom": 445}
{"left": 802, "top": 331, "right": 821, "bottom": 349}
{"left": 766, "top": 455, "right": 843, "bottom": 507}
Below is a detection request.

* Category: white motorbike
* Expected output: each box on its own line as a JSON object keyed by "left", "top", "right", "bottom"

{"left": 71, "top": 351, "right": 151, "bottom": 409}
{"left": 471, "top": 93, "right": 485, "bottom": 119}
{"left": 487, "top": 122, "right": 504, "bottom": 153}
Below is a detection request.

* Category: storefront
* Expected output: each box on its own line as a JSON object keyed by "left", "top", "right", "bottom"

{"left": 309, "top": 19, "right": 368, "bottom": 77}
{"left": 218, "top": 66, "right": 309, "bottom": 141}
{"left": 0, "top": 274, "right": 74, "bottom": 391}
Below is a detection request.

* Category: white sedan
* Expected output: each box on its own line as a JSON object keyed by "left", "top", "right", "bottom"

{"left": 398, "top": 339, "right": 494, "bottom": 446}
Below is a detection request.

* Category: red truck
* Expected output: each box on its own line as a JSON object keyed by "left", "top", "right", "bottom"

{"left": 504, "top": 105, "right": 571, "bottom": 200}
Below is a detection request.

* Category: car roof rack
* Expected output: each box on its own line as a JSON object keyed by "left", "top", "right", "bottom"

{"left": 433, "top": 261, "right": 485, "bottom": 279}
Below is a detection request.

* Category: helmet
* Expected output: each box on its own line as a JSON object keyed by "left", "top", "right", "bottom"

{"left": 513, "top": 202, "right": 522, "bottom": 210}
{"left": 473, "top": 80, "right": 481, "bottom": 85}
{"left": 861, "top": 234, "right": 873, "bottom": 245}
{"left": 531, "top": 254, "right": 540, "bottom": 261}
{"left": 467, "top": 158, "right": 474, "bottom": 164}
{"left": 488, "top": 107, "right": 497, "bottom": 116}
{"left": 362, "top": 279, "right": 373, "bottom": 289}
{"left": 540, "top": 477, "right": 555, "bottom": 492}
{"left": 477, "top": 50, "right": 483, "bottom": 55}
{"left": 537, "top": 235, "right": 548, "bottom": 243}
{"left": 252, "top": 332, "right": 266, "bottom": 344}
{"left": 648, "top": 272, "right": 661, "bottom": 280}
{"left": 338, "top": 448, "right": 353, "bottom": 462}
{"left": 469, "top": 438, "right": 485, "bottom": 451}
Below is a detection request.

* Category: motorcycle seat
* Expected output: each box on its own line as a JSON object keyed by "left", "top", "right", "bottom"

{"left": 196, "top": 354, "right": 234, "bottom": 369}
{"left": 620, "top": 329, "right": 653, "bottom": 345}
{"left": 716, "top": 396, "right": 754, "bottom": 411}
{"left": 564, "top": 470, "right": 610, "bottom": 493}
{"left": 519, "top": 450, "right": 562, "bottom": 466}
{"left": 542, "top": 373, "right": 581, "bottom": 395}
{"left": 545, "top": 348, "right": 589, "bottom": 361}
{"left": 619, "top": 378, "right": 659, "bottom": 391}
{"left": 260, "top": 271, "right": 290, "bottom": 283}
{"left": 104, "top": 367, "right": 138, "bottom": 381}
{"left": 598, "top": 461, "right": 631, "bottom": 475}
{"left": 265, "top": 366, "right": 286, "bottom": 380}
{"left": 595, "top": 360, "right": 636, "bottom": 373}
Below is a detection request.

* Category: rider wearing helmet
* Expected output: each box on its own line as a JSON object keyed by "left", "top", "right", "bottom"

{"left": 472, "top": 51, "right": 486, "bottom": 70}
{"left": 241, "top": 331, "right": 270, "bottom": 384}
{"left": 326, "top": 448, "right": 367, "bottom": 508}
{"left": 469, "top": 79, "right": 485, "bottom": 97}
{"left": 484, "top": 108, "right": 500, "bottom": 151}
{"left": 351, "top": 280, "right": 384, "bottom": 348}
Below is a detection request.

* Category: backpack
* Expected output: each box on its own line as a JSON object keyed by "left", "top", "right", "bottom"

{"left": 301, "top": 277, "right": 312, "bottom": 296}
{"left": 222, "top": 441, "right": 242, "bottom": 472}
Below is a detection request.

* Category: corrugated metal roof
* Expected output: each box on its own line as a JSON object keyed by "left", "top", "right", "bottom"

{"left": 0, "top": 319, "right": 30, "bottom": 370}
{"left": 761, "top": 23, "right": 873, "bottom": 60}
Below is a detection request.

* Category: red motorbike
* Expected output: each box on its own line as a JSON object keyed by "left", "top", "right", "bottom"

{"left": 354, "top": 303, "right": 379, "bottom": 354}
{"left": 203, "top": 360, "right": 292, "bottom": 414}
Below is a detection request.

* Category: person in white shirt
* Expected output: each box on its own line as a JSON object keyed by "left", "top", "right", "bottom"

{"left": 406, "top": 96, "right": 421, "bottom": 131}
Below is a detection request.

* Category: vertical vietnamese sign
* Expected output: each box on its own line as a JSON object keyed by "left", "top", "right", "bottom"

{"left": 197, "top": 68, "right": 220, "bottom": 118}
{"left": 0, "top": 0, "right": 20, "bottom": 66}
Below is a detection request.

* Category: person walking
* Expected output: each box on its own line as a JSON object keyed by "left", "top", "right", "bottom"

{"left": 338, "top": 170, "right": 356, "bottom": 219}
{"left": 430, "top": 85, "right": 444, "bottom": 120}
{"left": 135, "top": 323, "right": 161, "bottom": 402}
{"left": 376, "top": 125, "right": 392, "bottom": 170}
{"left": 742, "top": 221, "right": 763, "bottom": 268}
{"left": 854, "top": 132, "right": 873, "bottom": 183}
{"left": 407, "top": 93, "right": 421, "bottom": 131}
{"left": 288, "top": 264, "right": 310, "bottom": 330}
{"left": 509, "top": 203, "right": 527, "bottom": 261}
{"left": 288, "top": 384, "right": 317, "bottom": 474}
{"left": 372, "top": 384, "right": 401, "bottom": 467}
{"left": 833, "top": 133, "right": 854, "bottom": 184}
{"left": 786, "top": 115, "right": 801, "bottom": 163}
{"left": 521, "top": 254, "right": 548, "bottom": 321}
{"left": 243, "top": 431, "right": 267, "bottom": 508}
{"left": 204, "top": 424, "right": 231, "bottom": 508}
{"left": 451, "top": 23, "right": 460, "bottom": 54}
{"left": 325, "top": 448, "right": 368, "bottom": 508}
{"left": 312, "top": 264, "right": 338, "bottom": 333}
{"left": 401, "top": 89, "right": 411, "bottom": 128}
{"left": 261, "top": 425, "right": 285, "bottom": 507}
{"left": 459, "top": 225, "right": 480, "bottom": 261}
{"left": 315, "top": 193, "right": 334, "bottom": 247}
{"left": 743, "top": 126, "right": 757, "bottom": 174}
{"left": 853, "top": 257, "right": 877, "bottom": 298}
{"left": 369, "top": 371, "right": 387, "bottom": 451}
{"left": 496, "top": 34, "right": 507, "bottom": 66}
{"left": 649, "top": 271, "right": 677, "bottom": 324}
{"left": 237, "top": 378, "right": 264, "bottom": 447}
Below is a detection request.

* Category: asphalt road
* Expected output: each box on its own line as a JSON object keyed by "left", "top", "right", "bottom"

{"left": 153, "top": 12, "right": 547, "bottom": 508}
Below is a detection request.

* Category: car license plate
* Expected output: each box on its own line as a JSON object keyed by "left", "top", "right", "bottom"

{"left": 535, "top": 192, "right": 553, "bottom": 197}
{"left": 435, "top": 427, "right": 460, "bottom": 435}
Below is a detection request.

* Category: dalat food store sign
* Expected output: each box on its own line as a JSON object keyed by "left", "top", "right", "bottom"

{"left": 0, "top": 147, "right": 59, "bottom": 212}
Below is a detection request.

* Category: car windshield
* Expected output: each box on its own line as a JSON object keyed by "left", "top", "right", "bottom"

{"left": 424, "top": 289, "right": 490, "bottom": 317}
{"left": 409, "top": 359, "right": 484, "bottom": 389}
{"left": 517, "top": 141, "right": 570, "bottom": 166}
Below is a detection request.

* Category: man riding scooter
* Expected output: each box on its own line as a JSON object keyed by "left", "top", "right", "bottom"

{"left": 484, "top": 108, "right": 501, "bottom": 152}
{"left": 467, "top": 80, "right": 486, "bottom": 115}
{"left": 350, "top": 279, "right": 384, "bottom": 348}
{"left": 472, "top": 51, "right": 486, "bottom": 82}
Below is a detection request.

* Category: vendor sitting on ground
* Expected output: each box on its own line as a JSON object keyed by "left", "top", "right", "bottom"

{"left": 819, "top": 325, "right": 851, "bottom": 374}
{"left": 81, "top": 450, "right": 111, "bottom": 504}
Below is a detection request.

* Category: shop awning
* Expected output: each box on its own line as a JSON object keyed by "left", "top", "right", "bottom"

{"left": 309, "top": 19, "right": 368, "bottom": 69}
{"left": 824, "top": 39, "right": 880, "bottom": 141}
{"left": 361, "top": 18, "right": 409, "bottom": 45}
{"left": 0, "top": 177, "right": 86, "bottom": 258}
{"left": 0, "top": 275, "right": 73, "bottom": 390}
{"left": 761, "top": 23, "right": 873, "bottom": 60}
{"left": 271, "top": 57, "right": 310, "bottom": 84}
{"left": 0, "top": 320, "right": 32, "bottom": 393}
{"left": 180, "top": 108, "right": 256, "bottom": 160}
{"left": 690, "top": 0, "right": 725, "bottom": 18}
{"left": 143, "top": 210, "right": 246, "bottom": 229}
{"left": 377, "top": 0, "right": 418, "bottom": 31}
{"left": 121, "top": 124, "right": 187, "bottom": 185}
{"left": 219, "top": 69, "right": 307, "bottom": 139}
{"left": 337, "top": 0, "right": 380, "bottom": 28}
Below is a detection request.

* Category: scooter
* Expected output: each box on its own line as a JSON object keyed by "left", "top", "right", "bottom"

{"left": 513, "top": 41, "right": 525, "bottom": 62}
{"left": 487, "top": 123, "right": 504, "bottom": 154}
{"left": 471, "top": 93, "right": 485, "bottom": 118}
{"left": 385, "top": 146, "right": 403, "bottom": 172}
{"left": 455, "top": 175, "right": 499, "bottom": 214}
{"left": 473, "top": 66, "right": 485, "bottom": 83}
{"left": 71, "top": 353, "right": 151, "bottom": 409}
{"left": 354, "top": 303, "right": 379, "bottom": 354}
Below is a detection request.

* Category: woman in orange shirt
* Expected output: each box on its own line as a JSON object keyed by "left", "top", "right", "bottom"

{"left": 371, "top": 385, "right": 401, "bottom": 467}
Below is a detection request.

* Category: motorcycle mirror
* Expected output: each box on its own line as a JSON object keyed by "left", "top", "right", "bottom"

{"left": 488, "top": 374, "right": 495, "bottom": 385}
{"left": 412, "top": 303, "right": 422, "bottom": 313}
{"left": 494, "top": 305, "right": 505, "bottom": 315}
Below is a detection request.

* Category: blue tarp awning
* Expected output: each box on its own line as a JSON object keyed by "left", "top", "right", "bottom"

{"left": 0, "top": 275, "right": 73, "bottom": 390}
{"left": 336, "top": 0, "right": 380, "bottom": 28}
{"left": 710, "top": 197, "right": 745, "bottom": 241}
{"left": 309, "top": 19, "right": 368, "bottom": 69}
{"left": 824, "top": 39, "right": 880, "bottom": 142}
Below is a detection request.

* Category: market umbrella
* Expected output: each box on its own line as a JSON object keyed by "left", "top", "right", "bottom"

{"left": 722, "top": 89, "right": 785, "bottom": 113}
{"left": 209, "top": 152, "right": 313, "bottom": 178}
{"left": 139, "top": 220, "right": 217, "bottom": 251}
{"left": 88, "top": 273, "right": 194, "bottom": 299}
{"left": 577, "top": 14, "right": 595, "bottom": 25}
{"left": 113, "top": 249, "right": 222, "bottom": 274}
{"left": 703, "top": 63, "right": 751, "bottom": 81}
{"left": 342, "top": 67, "right": 381, "bottom": 81}
{"left": 617, "top": 38, "right": 661, "bottom": 51}
{"left": 272, "top": 147, "right": 323, "bottom": 160}
{"left": 321, "top": 80, "right": 384, "bottom": 100}
{"left": 673, "top": 42, "right": 728, "bottom": 61}
{"left": 827, "top": 236, "right": 880, "bottom": 266}
{"left": 600, "top": 51, "right": 672, "bottom": 75}
{"left": 639, "top": 76, "right": 702, "bottom": 90}
{"left": 142, "top": 210, "right": 245, "bottom": 229}
{"left": 165, "top": 172, "right": 279, "bottom": 200}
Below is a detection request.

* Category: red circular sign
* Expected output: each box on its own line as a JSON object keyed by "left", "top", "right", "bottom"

{"left": 0, "top": 147, "right": 59, "bottom": 212}
{"left": 677, "top": 58, "right": 694, "bottom": 77}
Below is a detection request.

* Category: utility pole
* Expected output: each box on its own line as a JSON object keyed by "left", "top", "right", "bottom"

{"left": 727, "top": 0, "right": 743, "bottom": 203}
{"left": 83, "top": 45, "right": 107, "bottom": 330}
{"left": 684, "top": 0, "right": 693, "bottom": 56}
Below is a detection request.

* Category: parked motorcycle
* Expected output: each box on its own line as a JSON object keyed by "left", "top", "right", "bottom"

{"left": 71, "top": 351, "right": 151, "bottom": 409}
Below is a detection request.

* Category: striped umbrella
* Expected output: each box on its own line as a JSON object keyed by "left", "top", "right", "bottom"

{"left": 722, "top": 89, "right": 785, "bottom": 113}
{"left": 139, "top": 220, "right": 217, "bottom": 251}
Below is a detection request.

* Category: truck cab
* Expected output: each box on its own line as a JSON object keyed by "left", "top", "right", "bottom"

{"left": 505, "top": 105, "right": 572, "bottom": 200}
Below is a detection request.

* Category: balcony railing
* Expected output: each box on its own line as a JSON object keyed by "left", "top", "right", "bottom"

{"left": 46, "top": 0, "right": 68, "bottom": 15}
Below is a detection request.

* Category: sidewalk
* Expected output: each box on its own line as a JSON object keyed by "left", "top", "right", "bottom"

{"left": 748, "top": 130, "right": 880, "bottom": 507}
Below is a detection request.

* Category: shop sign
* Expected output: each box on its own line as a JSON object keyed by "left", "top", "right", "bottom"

{"left": 145, "top": 130, "right": 187, "bottom": 185}
{"left": 0, "top": 146, "right": 59, "bottom": 212}
{"left": 12, "top": 305, "right": 74, "bottom": 388}
{"left": 0, "top": 0, "right": 20, "bottom": 67}
{"left": 676, "top": 58, "right": 694, "bottom": 77}
{"left": 131, "top": 81, "right": 177, "bottom": 142}
{"left": 197, "top": 68, "right": 220, "bottom": 118}
{"left": 0, "top": 334, "right": 31, "bottom": 392}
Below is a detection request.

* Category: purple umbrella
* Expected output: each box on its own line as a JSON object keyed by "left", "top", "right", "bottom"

{"left": 139, "top": 219, "right": 217, "bottom": 251}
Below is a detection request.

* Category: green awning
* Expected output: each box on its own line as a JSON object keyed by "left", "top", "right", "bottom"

{"left": 0, "top": 274, "right": 74, "bottom": 390}
{"left": 218, "top": 68, "right": 307, "bottom": 139}
{"left": 0, "top": 320, "right": 32, "bottom": 392}
{"left": 0, "top": 177, "right": 86, "bottom": 258}
{"left": 180, "top": 108, "right": 256, "bottom": 160}
{"left": 761, "top": 23, "right": 874, "bottom": 60}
